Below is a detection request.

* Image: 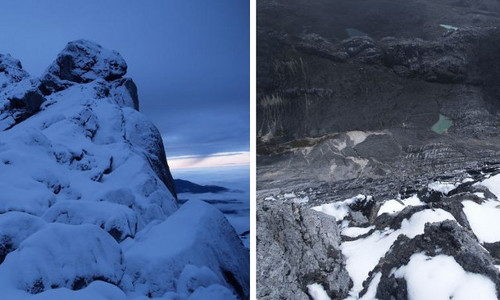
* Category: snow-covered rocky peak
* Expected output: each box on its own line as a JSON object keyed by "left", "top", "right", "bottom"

{"left": 0, "top": 41, "right": 249, "bottom": 299}
{"left": 40, "top": 39, "right": 127, "bottom": 94}
{"left": 0, "top": 53, "right": 44, "bottom": 130}
{"left": 0, "top": 54, "right": 30, "bottom": 85}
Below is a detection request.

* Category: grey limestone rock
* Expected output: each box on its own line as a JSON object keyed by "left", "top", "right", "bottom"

{"left": 257, "top": 201, "right": 352, "bottom": 299}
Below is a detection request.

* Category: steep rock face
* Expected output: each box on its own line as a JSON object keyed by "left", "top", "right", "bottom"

{"left": 257, "top": 0, "right": 500, "bottom": 188}
{"left": 257, "top": 202, "right": 351, "bottom": 299}
{"left": 0, "top": 40, "right": 248, "bottom": 299}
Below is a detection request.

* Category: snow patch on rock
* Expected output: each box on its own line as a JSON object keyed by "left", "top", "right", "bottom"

{"left": 394, "top": 253, "right": 497, "bottom": 300}
{"left": 307, "top": 283, "right": 331, "bottom": 300}
{"left": 462, "top": 199, "right": 500, "bottom": 243}
{"left": 479, "top": 173, "right": 500, "bottom": 199}
{"left": 377, "top": 195, "right": 424, "bottom": 216}
{"left": 341, "top": 209, "right": 455, "bottom": 297}
{"left": 312, "top": 194, "right": 370, "bottom": 221}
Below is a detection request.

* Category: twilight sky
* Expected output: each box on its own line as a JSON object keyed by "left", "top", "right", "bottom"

{"left": 0, "top": 0, "right": 249, "bottom": 167}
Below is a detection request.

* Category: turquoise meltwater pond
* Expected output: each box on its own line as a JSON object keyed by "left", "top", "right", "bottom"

{"left": 431, "top": 114, "right": 453, "bottom": 134}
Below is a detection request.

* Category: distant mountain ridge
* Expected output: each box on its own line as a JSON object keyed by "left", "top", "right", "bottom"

{"left": 175, "top": 179, "right": 229, "bottom": 194}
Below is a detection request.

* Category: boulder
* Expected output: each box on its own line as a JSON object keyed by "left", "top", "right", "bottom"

{"left": 0, "top": 223, "right": 125, "bottom": 294}
{"left": 122, "top": 200, "right": 249, "bottom": 299}
{"left": 0, "top": 212, "right": 45, "bottom": 264}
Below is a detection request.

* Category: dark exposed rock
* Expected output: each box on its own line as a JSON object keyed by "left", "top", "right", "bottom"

{"left": 424, "top": 55, "right": 467, "bottom": 83}
{"left": 297, "top": 33, "right": 345, "bottom": 62}
{"left": 7, "top": 89, "right": 46, "bottom": 123}
{"left": 342, "top": 36, "right": 376, "bottom": 57}
{"left": 483, "top": 241, "right": 500, "bottom": 262}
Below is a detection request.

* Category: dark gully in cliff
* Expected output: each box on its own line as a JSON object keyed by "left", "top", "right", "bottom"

{"left": 257, "top": 0, "right": 500, "bottom": 299}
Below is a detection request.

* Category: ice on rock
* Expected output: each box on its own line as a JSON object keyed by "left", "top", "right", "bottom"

{"left": 122, "top": 200, "right": 249, "bottom": 299}
{"left": 110, "top": 78, "right": 139, "bottom": 111}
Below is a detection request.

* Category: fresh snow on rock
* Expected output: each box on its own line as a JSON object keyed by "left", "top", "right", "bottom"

{"left": 427, "top": 181, "right": 458, "bottom": 195}
{"left": 479, "top": 173, "right": 500, "bottom": 199}
{"left": 377, "top": 195, "right": 424, "bottom": 216}
{"left": 462, "top": 199, "right": 500, "bottom": 243}
{"left": 0, "top": 212, "right": 46, "bottom": 262}
{"left": 307, "top": 171, "right": 500, "bottom": 300}
{"left": 0, "top": 40, "right": 248, "bottom": 299}
{"left": 312, "top": 194, "right": 371, "bottom": 221}
{"left": 42, "top": 200, "right": 138, "bottom": 241}
{"left": 394, "top": 253, "right": 497, "bottom": 300}
{"left": 341, "top": 208, "right": 455, "bottom": 297}
{"left": 0, "top": 223, "right": 125, "bottom": 294}
{"left": 341, "top": 226, "right": 375, "bottom": 238}
{"left": 121, "top": 200, "right": 249, "bottom": 298}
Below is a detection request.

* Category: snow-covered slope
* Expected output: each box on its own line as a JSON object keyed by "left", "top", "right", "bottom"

{"left": 258, "top": 171, "right": 500, "bottom": 300}
{"left": 0, "top": 40, "right": 249, "bottom": 299}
